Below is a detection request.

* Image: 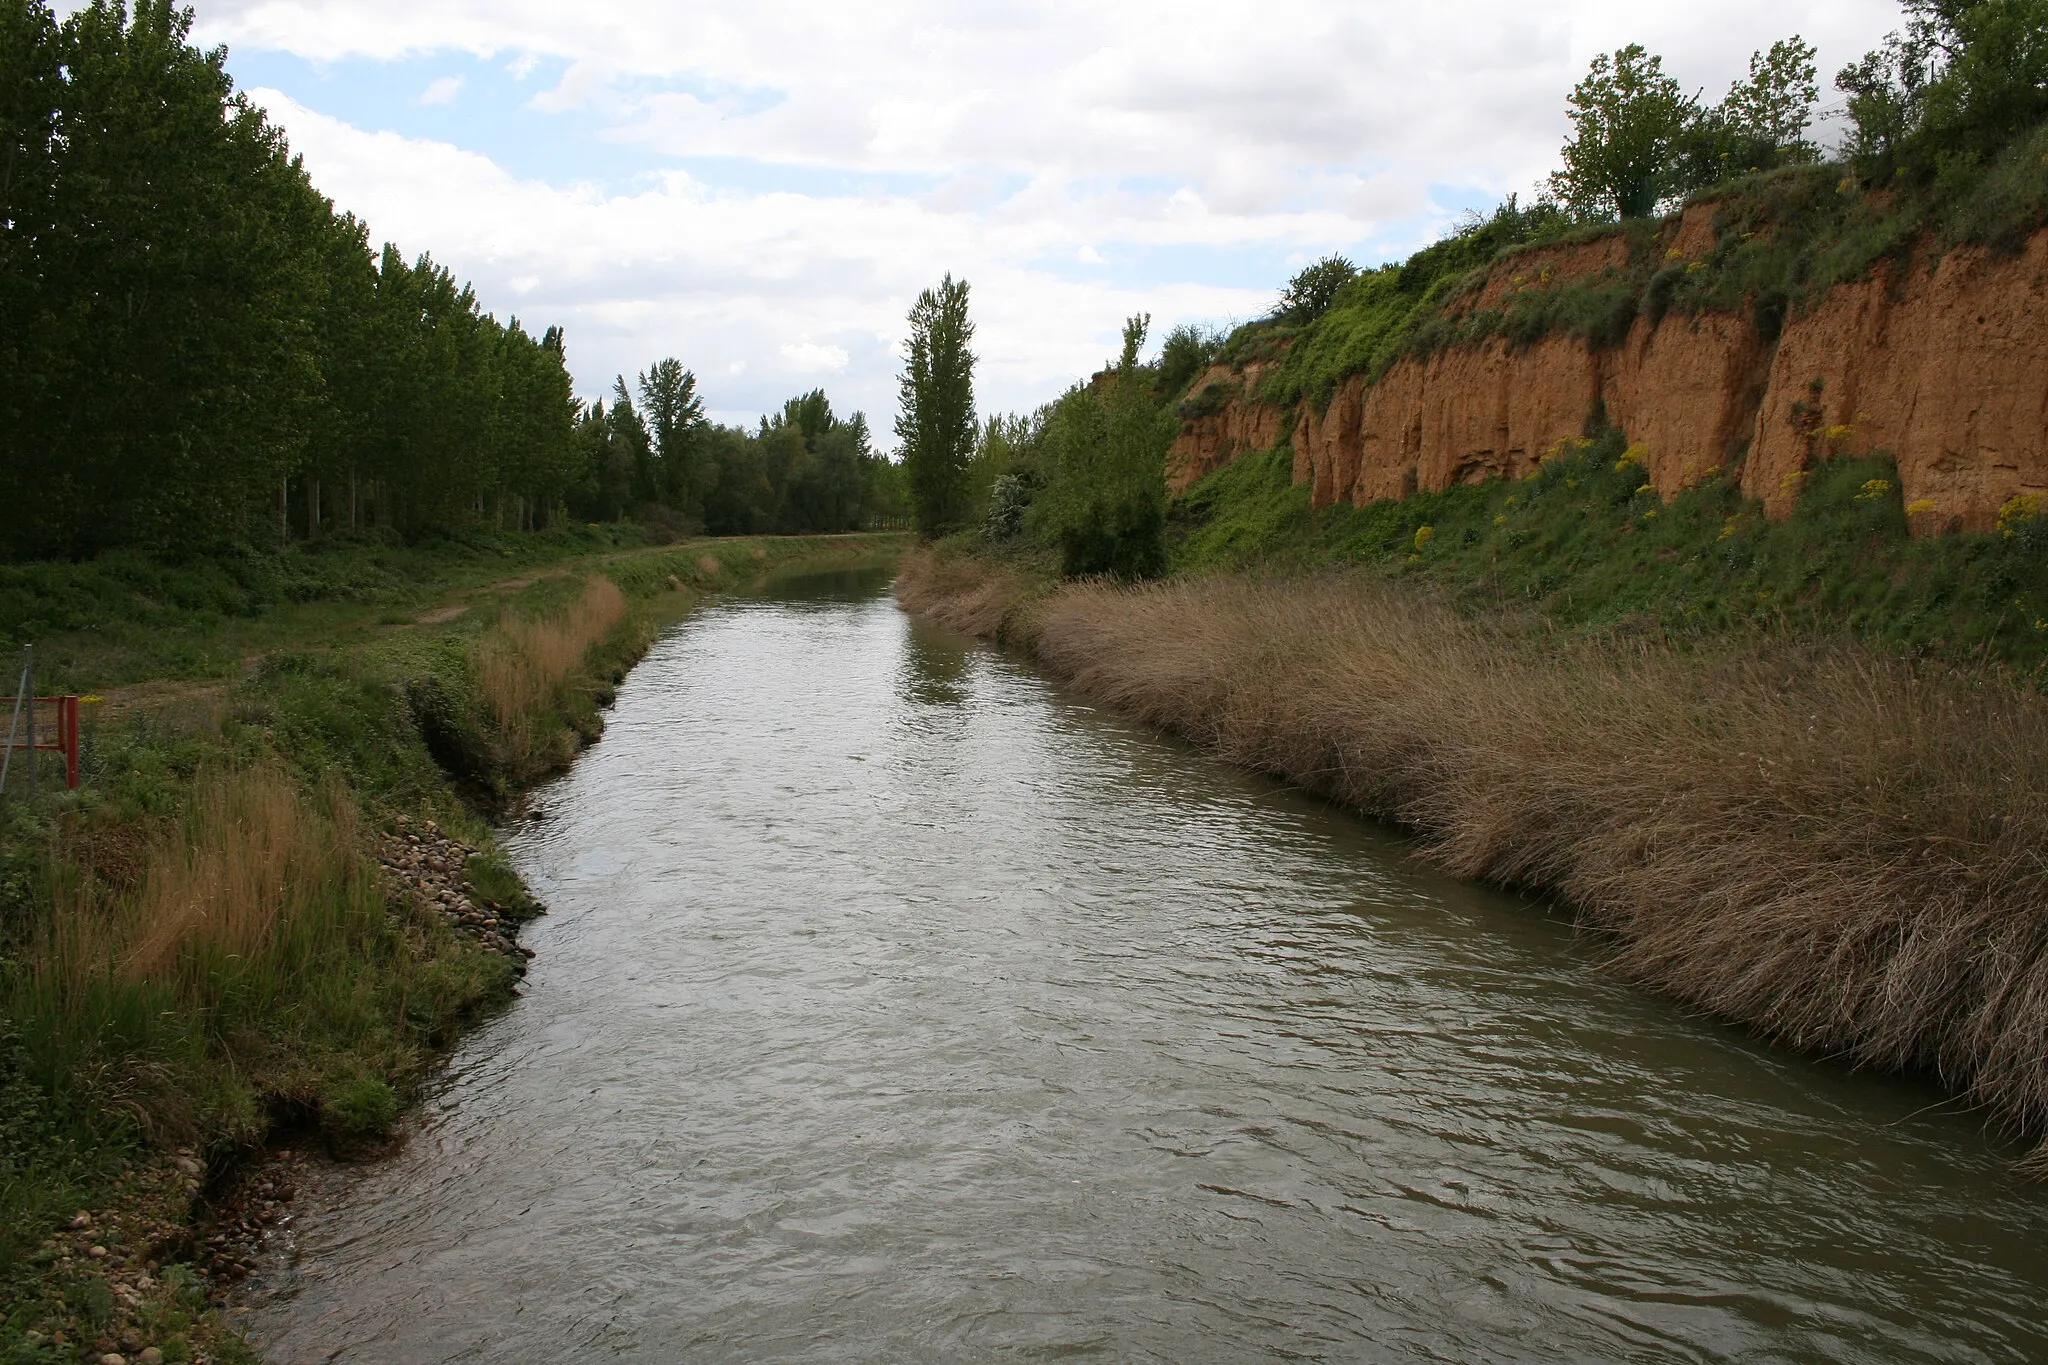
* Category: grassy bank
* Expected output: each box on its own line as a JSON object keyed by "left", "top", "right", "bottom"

{"left": 0, "top": 531, "right": 905, "bottom": 1361}
{"left": 1169, "top": 427, "right": 2048, "bottom": 676}
{"left": 896, "top": 544, "right": 2048, "bottom": 1170}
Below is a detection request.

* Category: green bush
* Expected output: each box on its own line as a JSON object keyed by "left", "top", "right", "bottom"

{"left": 324, "top": 1076, "right": 399, "bottom": 1138}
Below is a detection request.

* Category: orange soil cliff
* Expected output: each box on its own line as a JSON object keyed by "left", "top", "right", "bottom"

{"left": 1169, "top": 208, "right": 2048, "bottom": 533}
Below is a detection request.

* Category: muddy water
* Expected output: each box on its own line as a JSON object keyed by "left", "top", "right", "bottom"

{"left": 248, "top": 567, "right": 2048, "bottom": 1363}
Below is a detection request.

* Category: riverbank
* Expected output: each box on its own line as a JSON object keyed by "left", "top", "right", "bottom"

{"left": 895, "top": 544, "right": 2048, "bottom": 1172}
{"left": 0, "top": 532, "right": 905, "bottom": 1361}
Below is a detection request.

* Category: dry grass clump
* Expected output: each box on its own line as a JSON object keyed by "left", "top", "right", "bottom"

{"left": 906, "top": 550, "right": 2048, "bottom": 1162}
{"left": 25, "top": 764, "right": 380, "bottom": 1136}
{"left": 471, "top": 574, "right": 628, "bottom": 739}
{"left": 893, "top": 548, "right": 1036, "bottom": 641}
{"left": 39, "top": 765, "right": 364, "bottom": 1003}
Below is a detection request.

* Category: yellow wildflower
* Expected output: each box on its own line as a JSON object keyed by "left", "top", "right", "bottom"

{"left": 1854, "top": 478, "right": 1892, "bottom": 502}
{"left": 1999, "top": 492, "right": 2048, "bottom": 536}
{"left": 1413, "top": 525, "right": 1435, "bottom": 552}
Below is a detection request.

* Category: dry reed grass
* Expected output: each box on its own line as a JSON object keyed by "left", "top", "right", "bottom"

{"left": 892, "top": 550, "right": 1034, "bottom": 640}
{"left": 471, "top": 574, "right": 628, "bottom": 744}
{"left": 37, "top": 764, "right": 365, "bottom": 1010}
{"left": 898, "top": 549, "right": 2048, "bottom": 1163}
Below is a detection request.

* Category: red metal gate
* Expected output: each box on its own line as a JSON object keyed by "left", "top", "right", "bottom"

{"left": 1, "top": 694, "right": 80, "bottom": 791}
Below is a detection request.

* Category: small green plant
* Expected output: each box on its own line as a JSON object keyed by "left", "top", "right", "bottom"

{"left": 324, "top": 1076, "right": 399, "bottom": 1139}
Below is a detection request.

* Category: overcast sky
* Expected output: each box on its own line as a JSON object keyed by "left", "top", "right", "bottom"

{"left": 186, "top": 0, "right": 1904, "bottom": 433}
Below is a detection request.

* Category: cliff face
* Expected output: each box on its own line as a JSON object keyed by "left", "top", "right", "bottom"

{"left": 1169, "top": 212, "right": 2048, "bottom": 533}
{"left": 1171, "top": 359, "right": 1288, "bottom": 489}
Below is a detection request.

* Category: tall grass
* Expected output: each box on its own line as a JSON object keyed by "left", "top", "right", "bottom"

{"left": 899, "top": 551, "right": 2048, "bottom": 1164}
{"left": 469, "top": 575, "right": 630, "bottom": 773}
{"left": 12, "top": 764, "right": 422, "bottom": 1141}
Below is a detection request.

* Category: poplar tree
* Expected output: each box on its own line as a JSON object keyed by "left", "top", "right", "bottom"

{"left": 896, "top": 273, "right": 977, "bottom": 537}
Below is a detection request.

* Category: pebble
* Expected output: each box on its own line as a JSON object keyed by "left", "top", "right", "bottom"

{"left": 140, "top": 1352, "right": 165, "bottom": 1365}
{"left": 376, "top": 815, "right": 537, "bottom": 972}
{"left": 101, "top": 1354, "right": 125, "bottom": 1365}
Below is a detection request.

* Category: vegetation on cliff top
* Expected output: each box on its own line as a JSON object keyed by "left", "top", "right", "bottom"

{"left": 1211, "top": 0, "right": 2048, "bottom": 417}
{"left": 936, "top": 0, "right": 2048, "bottom": 678}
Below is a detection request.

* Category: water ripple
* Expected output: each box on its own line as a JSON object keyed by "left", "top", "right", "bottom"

{"left": 247, "top": 567, "right": 2048, "bottom": 1364}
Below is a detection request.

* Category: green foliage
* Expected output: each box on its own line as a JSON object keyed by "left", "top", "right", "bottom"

{"left": 1550, "top": 44, "right": 1696, "bottom": 218}
{"left": 1169, "top": 425, "right": 2048, "bottom": 671}
{"left": 1840, "top": 0, "right": 2048, "bottom": 185}
{"left": 1673, "top": 38, "right": 1823, "bottom": 191}
{"left": 898, "top": 273, "right": 979, "bottom": 538}
{"left": 1274, "top": 256, "right": 1359, "bottom": 324}
{"left": 566, "top": 380, "right": 898, "bottom": 536}
{"left": 0, "top": 1, "right": 583, "bottom": 560}
{"left": 1258, "top": 195, "right": 1575, "bottom": 409}
{"left": 1037, "top": 316, "right": 1174, "bottom": 579}
{"left": 1551, "top": 35, "right": 1825, "bottom": 220}
{"left": 1155, "top": 323, "right": 1222, "bottom": 398}
{"left": 635, "top": 359, "right": 709, "bottom": 521}
{"left": 324, "top": 1076, "right": 399, "bottom": 1138}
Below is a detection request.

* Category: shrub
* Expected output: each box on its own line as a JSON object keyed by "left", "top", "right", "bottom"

{"left": 325, "top": 1075, "right": 399, "bottom": 1138}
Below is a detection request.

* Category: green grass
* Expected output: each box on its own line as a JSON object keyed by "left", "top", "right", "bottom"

{"left": 0, "top": 528, "right": 907, "bottom": 1357}
{"left": 1169, "top": 429, "right": 2048, "bottom": 675}
{"left": 0, "top": 522, "right": 652, "bottom": 693}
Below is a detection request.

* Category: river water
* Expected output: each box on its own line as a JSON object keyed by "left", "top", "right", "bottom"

{"left": 248, "top": 566, "right": 2048, "bottom": 1363}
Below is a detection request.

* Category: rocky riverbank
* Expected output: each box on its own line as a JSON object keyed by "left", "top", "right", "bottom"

{"left": 375, "top": 815, "right": 538, "bottom": 970}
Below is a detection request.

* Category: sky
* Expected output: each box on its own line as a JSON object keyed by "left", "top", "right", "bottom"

{"left": 178, "top": 0, "right": 1905, "bottom": 433}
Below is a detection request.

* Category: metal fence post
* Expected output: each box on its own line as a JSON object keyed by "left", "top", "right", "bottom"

{"left": 0, "top": 647, "right": 25, "bottom": 797}
{"left": 23, "top": 644, "right": 34, "bottom": 798}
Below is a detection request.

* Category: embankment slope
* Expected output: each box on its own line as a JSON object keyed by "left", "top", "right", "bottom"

{"left": 898, "top": 547, "right": 2048, "bottom": 1167}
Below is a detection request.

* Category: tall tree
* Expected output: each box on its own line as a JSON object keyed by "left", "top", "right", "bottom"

{"left": 1549, "top": 44, "right": 1694, "bottom": 219}
{"left": 896, "top": 273, "right": 977, "bottom": 538}
{"left": 637, "top": 358, "right": 707, "bottom": 521}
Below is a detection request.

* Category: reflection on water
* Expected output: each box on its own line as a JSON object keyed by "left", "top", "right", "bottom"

{"left": 247, "top": 564, "right": 2048, "bottom": 1363}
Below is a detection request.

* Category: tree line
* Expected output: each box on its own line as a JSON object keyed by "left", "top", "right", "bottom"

{"left": 0, "top": 1, "right": 902, "bottom": 564}
{"left": 570, "top": 366, "right": 905, "bottom": 536}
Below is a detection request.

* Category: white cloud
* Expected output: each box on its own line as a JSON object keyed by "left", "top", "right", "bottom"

{"left": 209, "top": 0, "right": 1905, "bottom": 430}
{"left": 779, "top": 342, "right": 851, "bottom": 373}
{"left": 416, "top": 74, "right": 462, "bottom": 105}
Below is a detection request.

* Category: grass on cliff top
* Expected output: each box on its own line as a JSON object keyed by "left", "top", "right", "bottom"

{"left": 1237, "top": 119, "right": 2048, "bottom": 417}
{"left": 1170, "top": 430, "right": 2048, "bottom": 675}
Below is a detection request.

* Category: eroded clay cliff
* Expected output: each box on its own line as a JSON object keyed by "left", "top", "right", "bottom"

{"left": 1168, "top": 206, "right": 2048, "bottom": 533}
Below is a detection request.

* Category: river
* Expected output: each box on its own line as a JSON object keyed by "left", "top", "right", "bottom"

{"left": 246, "top": 565, "right": 2048, "bottom": 1363}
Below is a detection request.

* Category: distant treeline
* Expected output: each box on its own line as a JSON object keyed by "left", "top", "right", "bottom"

{"left": 0, "top": 1, "right": 900, "bottom": 563}
{"left": 574, "top": 366, "right": 905, "bottom": 537}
